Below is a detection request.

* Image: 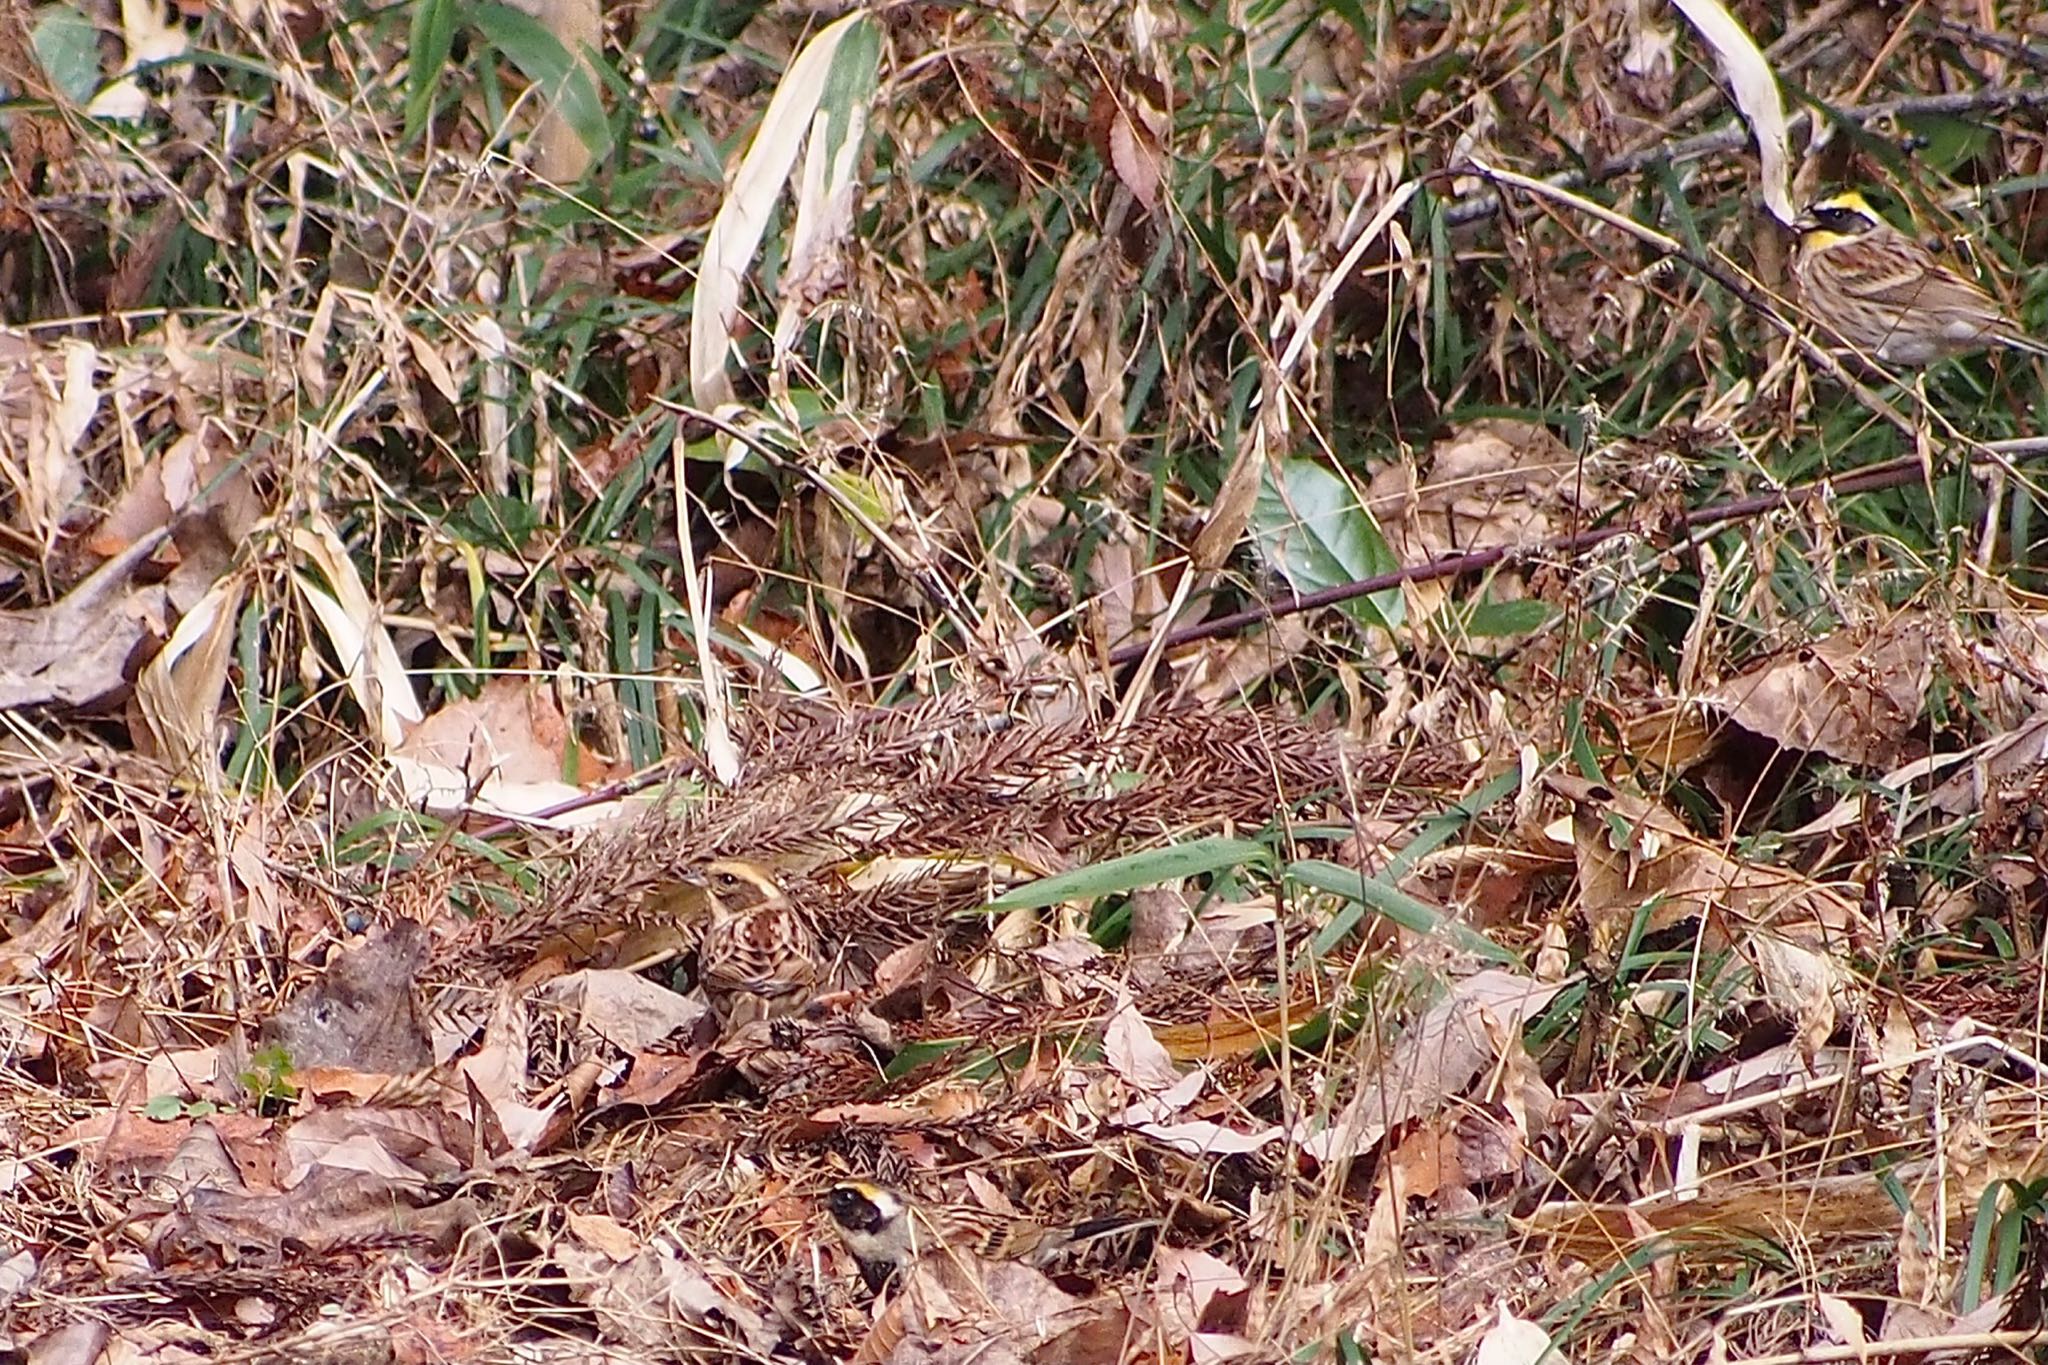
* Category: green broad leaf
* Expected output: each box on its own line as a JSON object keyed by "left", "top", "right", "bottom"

{"left": 32, "top": 5, "right": 100, "bottom": 106}
{"left": 822, "top": 467, "right": 890, "bottom": 527}
{"left": 681, "top": 431, "right": 730, "bottom": 464}
{"left": 1459, "top": 597, "right": 1555, "bottom": 638}
{"left": 143, "top": 1093, "right": 187, "bottom": 1121}
{"left": 986, "top": 837, "right": 1271, "bottom": 910}
{"left": 883, "top": 1036, "right": 964, "bottom": 1081}
{"left": 248, "top": 1044, "right": 295, "bottom": 1077}
{"left": 1290, "top": 858, "right": 1515, "bottom": 963}
{"left": 1251, "top": 458, "right": 1403, "bottom": 631}
{"left": 455, "top": 492, "right": 541, "bottom": 549}
{"left": 1896, "top": 113, "right": 1992, "bottom": 175}
{"left": 405, "top": 0, "right": 459, "bottom": 143}
{"left": 471, "top": 2, "right": 614, "bottom": 164}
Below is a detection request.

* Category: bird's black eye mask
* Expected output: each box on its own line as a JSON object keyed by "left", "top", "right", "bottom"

{"left": 827, "top": 1187, "right": 887, "bottom": 1233}
{"left": 1802, "top": 204, "right": 1877, "bottom": 235}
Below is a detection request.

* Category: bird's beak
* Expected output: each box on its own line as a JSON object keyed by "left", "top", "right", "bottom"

{"left": 1790, "top": 210, "right": 1819, "bottom": 235}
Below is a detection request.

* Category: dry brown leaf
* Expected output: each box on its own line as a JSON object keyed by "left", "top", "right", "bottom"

{"left": 1881, "top": 1292, "right": 2011, "bottom": 1355}
{"left": 61, "top": 1108, "right": 273, "bottom": 1186}
{"left": 689, "top": 11, "right": 873, "bottom": 410}
{"left": 291, "top": 517, "right": 423, "bottom": 748}
{"left": 565, "top": 1210, "right": 643, "bottom": 1262}
{"left": 277, "top": 1120, "right": 447, "bottom": 1192}
{"left": 164, "top": 1165, "right": 478, "bottom": 1263}
{"left": 1515, "top": 1133, "right": 2048, "bottom": 1271}
{"left": 461, "top": 1063, "right": 559, "bottom": 1157}
{"left": 1149, "top": 1001, "right": 1301, "bottom": 1064}
{"left": 19, "top": 1322, "right": 106, "bottom": 1365}
{"left": 1089, "top": 532, "right": 1171, "bottom": 658}
{"left": 869, "top": 1257, "right": 1092, "bottom": 1365}
{"left": 133, "top": 570, "right": 246, "bottom": 787}
{"left": 262, "top": 920, "right": 433, "bottom": 1075}
{"left": 276, "top": 1098, "right": 466, "bottom": 1178}
{"left": 227, "top": 818, "right": 288, "bottom": 938}
{"left": 1182, "top": 617, "right": 1316, "bottom": 705}
{"left": 811, "top": 1100, "right": 928, "bottom": 1126}
{"left": 0, "top": 1246, "right": 35, "bottom": 1312}
{"left": 1102, "top": 997, "right": 1180, "bottom": 1092}
{"left": 5, "top": 335, "right": 98, "bottom": 536}
{"left": 599, "top": 1049, "right": 712, "bottom": 1110}
{"left": 535, "top": 967, "right": 710, "bottom": 1055}
{"left": 1549, "top": 774, "right": 1870, "bottom": 960}
{"left": 1086, "top": 72, "right": 1171, "bottom": 214}
{"left": 1116, "top": 1062, "right": 1283, "bottom": 1157}
{"left": 1191, "top": 407, "right": 1274, "bottom": 574}
{"left": 1552, "top": 774, "right": 1872, "bottom": 1051}
{"left": 1704, "top": 618, "right": 1934, "bottom": 767}
{"left": 1146, "top": 1247, "right": 1250, "bottom": 1355}
{"left": 1106, "top": 103, "right": 1164, "bottom": 212}
{"left": 1125, "top": 885, "right": 1191, "bottom": 965}
{"left": 1384, "top": 1119, "right": 1465, "bottom": 1203}
{"left": 390, "top": 676, "right": 586, "bottom": 805}
{"left": 86, "top": 425, "right": 260, "bottom": 559}
{"left": 391, "top": 671, "right": 577, "bottom": 777}
{"left": 1033, "top": 1302, "right": 1142, "bottom": 1364}
{"left": 1617, "top": 700, "right": 1729, "bottom": 775}
{"left": 773, "top": 49, "right": 869, "bottom": 356}
{"left": 1928, "top": 710, "right": 2048, "bottom": 817}
{"left": 148, "top": 1119, "right": 249, "bottom": 1206}
{"left": 0, "top": 530, "right": 170, "bottom": 710}
{"left": 1303, "top": 969, "right": 1566, "bottom": 1164}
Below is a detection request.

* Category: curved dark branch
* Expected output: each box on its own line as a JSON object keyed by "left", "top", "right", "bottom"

{"left": 1106, "top": 440, "right": 2048, "bottom": 667}
{"left": 1444, "top": 86, "right": 2048, "bottom": 228}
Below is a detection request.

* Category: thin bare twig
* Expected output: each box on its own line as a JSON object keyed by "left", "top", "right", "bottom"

{"left": 1933, "top": 18, "right": 2048, "bottom": 75}
{"left": 1104, "top": 441, "right": 2048, "bottom": 667}
{"left": 1444, "top": 85, "right": 2048, "bottom": 227}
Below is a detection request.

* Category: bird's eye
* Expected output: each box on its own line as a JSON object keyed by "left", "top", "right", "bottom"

{"left": 715, "top": 871, "right": 742, "bottom": 889}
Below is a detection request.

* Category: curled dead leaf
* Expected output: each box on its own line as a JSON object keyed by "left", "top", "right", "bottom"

{"left": 1704, "top": 618, "right": 1934, "bottom": 767}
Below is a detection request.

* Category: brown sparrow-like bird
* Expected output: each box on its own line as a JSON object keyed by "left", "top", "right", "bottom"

{"left": 1791, "top": 190, "right": 2047, "bottom": 366}
{"left": 692, "top": 859, "right": 819, "bottom": 1023}
{"left": 823, "top": 1181, "right": 1154, "bottom": 1293}
{"left": 602, "top": 858, "right": 819, "bottom": 1022}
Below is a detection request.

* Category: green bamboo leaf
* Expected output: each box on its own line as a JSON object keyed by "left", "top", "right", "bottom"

{"left": 817, "top": 12, "right": 880, "bottom": 160}
{"left": 405, "top": 0, "right": 459, "bottom": 143}
{"left": 986, "top": 837, "right": 1270, "bottom": 910}
{"left": 1291, "top": 858, "right": 1515, "bottom": 963}
{"left": 471, "top": 2, "right": 613, "bottom": 162}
